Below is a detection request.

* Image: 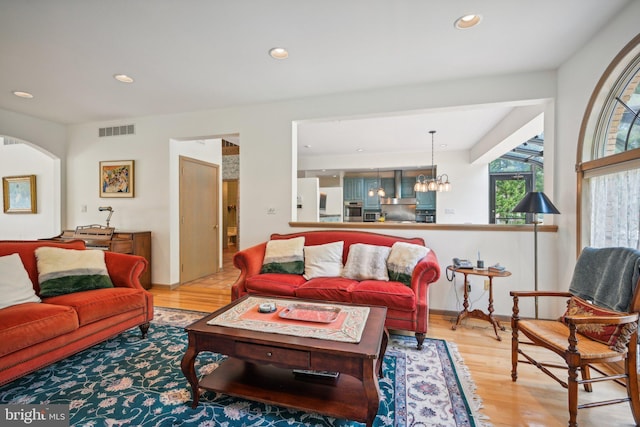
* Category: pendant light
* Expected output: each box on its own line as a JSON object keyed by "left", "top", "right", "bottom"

{"left": 414, "top": 130, "right": 452, "bottom": 192}
{"left": 368, "top": 169, "right": 386, "bottom": 197}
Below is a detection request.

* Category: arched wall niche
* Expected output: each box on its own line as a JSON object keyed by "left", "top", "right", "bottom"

{"left": 0, "top": 135, "right": 61, "bottom": 239}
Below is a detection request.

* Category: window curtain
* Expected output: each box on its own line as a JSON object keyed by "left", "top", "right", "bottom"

{"left": 589, "top": 168, "right": 640, "bottom": 249}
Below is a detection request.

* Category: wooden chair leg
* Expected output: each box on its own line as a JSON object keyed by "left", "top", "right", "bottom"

{"left": 511, "top": 320, "right": 519, "bottom": 382}
{"left": 568, "top": 364, "right": 579, "bottom": 427}
{"left": 580, "top": 364, "right": 592, "bottom": 392}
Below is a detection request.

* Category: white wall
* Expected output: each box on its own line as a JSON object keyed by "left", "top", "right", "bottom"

{"left": 297, "top": 178, "right": 319, "bottom": 222}
{"left": 321, "top": 187, "right": 343, "bottom": 217}
{"left": 0, "top": 109, "right": 67, "bottom": 159}
{"left": 0, "top": 142, "right": 59, "bottom": 239}
{"left": 433, "top": 150, "right": 488, "bottom": 224}
{"left": 0, "top": 109, "right": 66, "bottom": 233}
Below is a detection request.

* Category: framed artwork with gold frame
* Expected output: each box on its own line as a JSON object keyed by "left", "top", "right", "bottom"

{"left": 2, "top": 175, "right": 37, "bottom": 213}
{"left": 100, "top": 160, "right": 135, "bottom": 198}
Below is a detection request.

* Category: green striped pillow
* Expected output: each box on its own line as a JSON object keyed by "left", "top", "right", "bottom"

{"left": 35, "top": 247, "right": 114, "bottom": 297}
{"left": 260, "top": 237, "right": 305, "bottom": 275}
{"left": 387, "top": 242, "right": 429, "bottom": 286}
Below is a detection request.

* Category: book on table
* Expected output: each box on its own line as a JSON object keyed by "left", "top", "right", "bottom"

{"left": 488, "top": 264, "right": 506, "bottom": 273}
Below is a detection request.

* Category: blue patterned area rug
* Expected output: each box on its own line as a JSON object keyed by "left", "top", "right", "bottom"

{"left": 0, "top": 307, "right": 491, "bottom": 427}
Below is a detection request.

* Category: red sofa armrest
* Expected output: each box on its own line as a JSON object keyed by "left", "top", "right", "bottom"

{"left": 412, "top": 249, "right": 441, "bottom": 287}
{"left": 410, "top": 249, "right": 441, "bottom": 333}
{"left": 231, "top": 242, "right": 267, "bottom": 299}
{"left": 104, "top": 251, "right": 148, "bottom": 290}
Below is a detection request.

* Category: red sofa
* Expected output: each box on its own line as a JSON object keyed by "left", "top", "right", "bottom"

{"left": 231, "top": 230, "right": 441, "bottom": 349}
{"left": 0, "top": 240, "right": 153, "bottom": 386}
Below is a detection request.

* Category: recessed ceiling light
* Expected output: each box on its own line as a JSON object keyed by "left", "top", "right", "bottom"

{"left": 113, "top": 74, "right": 134, "bottom": 83}
{"left": 356, "top": 148, "right": 364, "bottom": 152}
{"left": 454, "top": 14, "right": 482, "bottom": 29}
{"left": 269, "top": 47, "right": 289, "bottom": 60}
{"left": 13, "top": 91, "right": 33, "bottom": 99}
{"left": 304, "top": 144, "right": 312, "bottom": 148}
{"left": 440, "top": 144, "right": 448, "bottom": 148}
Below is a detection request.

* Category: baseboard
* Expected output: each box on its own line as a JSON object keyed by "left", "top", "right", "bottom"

{"left": 150, "top": 282, "right": 181, "bottom": 290}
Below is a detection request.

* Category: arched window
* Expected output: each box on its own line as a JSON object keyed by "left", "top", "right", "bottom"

{"left": 577, "top": 34, "right": 640, "bottom": 250}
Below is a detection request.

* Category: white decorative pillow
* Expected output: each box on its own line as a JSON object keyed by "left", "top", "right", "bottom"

{"left": 303, "top": 241, "right": 344, "bottom": 280}
{"left": 341, "top": 243, "right": 391, "bottom": 281}
{"left": 36, "top": 247, "right": 114, "bottom": 298}
{"left": 260, "top": 237, "right": 305, "bottom": 274}
{"left": 387, "top": 242, "right": 429, "bottom": 286}
{"left": 0, "top": 253, "right": 41, "bottom": 309}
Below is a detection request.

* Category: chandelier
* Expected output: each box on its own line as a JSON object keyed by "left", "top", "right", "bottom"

{"left": 414, "top": 130, "right": 451, "bottom": 192}
{"left": 368, "top": 168, "right": 386, "bottom": 197}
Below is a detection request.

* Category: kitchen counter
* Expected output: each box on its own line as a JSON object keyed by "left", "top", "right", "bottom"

{"left": 319, "top": 214, "right": 341, "bottom": 223}
{"left": 290, "top": 221, "right": 559, "bottom": 233}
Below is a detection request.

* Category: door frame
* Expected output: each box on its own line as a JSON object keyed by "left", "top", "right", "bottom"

{"left": 489, "top": 172, "right": 533, "bottom": 224}
{"left": 179, "top": 155, "right": 220, "bottom": 284}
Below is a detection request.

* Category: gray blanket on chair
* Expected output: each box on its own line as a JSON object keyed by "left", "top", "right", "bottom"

{"left": 568, "top": 247, "right": 640, "bottom": 312}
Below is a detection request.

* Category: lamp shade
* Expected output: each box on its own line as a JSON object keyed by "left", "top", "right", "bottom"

{"left": 512, "top": 191, "right": 560, "bottom": 214}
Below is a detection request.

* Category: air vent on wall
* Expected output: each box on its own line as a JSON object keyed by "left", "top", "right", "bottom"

{"left": 98, "top": 124, "right": 135, "bottom": 137}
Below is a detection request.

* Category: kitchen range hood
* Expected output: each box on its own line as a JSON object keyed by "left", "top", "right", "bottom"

{"left": 380, "top": 170, "right": 416, "bottom": 205}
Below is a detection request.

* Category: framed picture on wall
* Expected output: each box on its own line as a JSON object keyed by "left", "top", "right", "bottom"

{"left": 2, "top": 175, "right": 37, "bottom": 213}
{"left": 100, "top": 160, "right": 135, "bottom": 198}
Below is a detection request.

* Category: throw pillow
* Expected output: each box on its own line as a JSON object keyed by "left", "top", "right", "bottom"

{"left": 0, "top": 253, "right": 41, "bottom": 309}
{"left": 35, "top": 247, "right": 114, "bottom": 298}
{"left": 303, "top": 241, "right": 344, "bottom": 280}
{"left": 562, "top": 296, "right": 636, "bottom": 352}
{"left": 341, "top": 243, "right": 391, "bottom": 281}
{"left": 387, "top": 242, "right": 429, "bottom": 286}
{"left": 260, "top": 236, "right": 305, "bottom": 275}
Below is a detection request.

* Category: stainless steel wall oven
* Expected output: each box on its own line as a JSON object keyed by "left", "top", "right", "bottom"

{"left": 344, "top": 201, "right": 363, "bottom": 222}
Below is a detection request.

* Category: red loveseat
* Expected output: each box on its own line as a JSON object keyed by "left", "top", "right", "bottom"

{"left": 0, "top": 240, "right": 153, "bottom": 386}
{"left": 231, "top": 230, "right": 441, "bottom": 349}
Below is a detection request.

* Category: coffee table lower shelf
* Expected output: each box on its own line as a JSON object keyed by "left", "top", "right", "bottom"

{"left": 199, "top": 357, "right": 373, "bottom": 424}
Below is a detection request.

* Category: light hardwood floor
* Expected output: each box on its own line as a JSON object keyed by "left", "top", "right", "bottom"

{"left": 150, "top": 248, "right": 636, "bottom": 427}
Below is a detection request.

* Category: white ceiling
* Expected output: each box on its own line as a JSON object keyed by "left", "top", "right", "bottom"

{"left": 0, "top": 0, "right": 630, "bottom": 156}
{"left": 297, "top": 104, "right": 517, "bottom": 157}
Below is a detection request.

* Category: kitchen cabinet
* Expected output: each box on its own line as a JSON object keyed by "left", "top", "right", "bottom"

{"left": 416, "top": 191, "right": 436, "bottom": 209}
{"left": 381, "top": 178, "right": 395, "bottom": 198}
{"left": 364, "top": 177, "right": 381, "bottom": 209}
{"left": 401, "top": 177, "right": 416, "bottom": 198}
{"left": 343, "top": 178, "right": 364, "bottom": 201}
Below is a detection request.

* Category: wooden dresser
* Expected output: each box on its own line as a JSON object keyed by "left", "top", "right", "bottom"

{"left": 51, "top": 227, "right": 152, "bottom": 289}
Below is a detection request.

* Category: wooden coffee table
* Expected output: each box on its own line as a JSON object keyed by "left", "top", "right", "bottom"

{"left": 181, "top": 295, "right": 388, "bottom": 427}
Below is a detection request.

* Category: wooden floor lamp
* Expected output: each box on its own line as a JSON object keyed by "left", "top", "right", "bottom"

{"left": 512, "top": 191, "right": 560, "bottom": 319}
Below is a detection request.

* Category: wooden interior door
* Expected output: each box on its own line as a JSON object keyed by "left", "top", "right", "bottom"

{"left": 179, "top": 156, "right": 219, "bottom": 283}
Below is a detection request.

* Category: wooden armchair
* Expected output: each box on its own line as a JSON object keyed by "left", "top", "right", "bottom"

{"left": 510, "top": 247, "right": 640, "bottom": 427}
